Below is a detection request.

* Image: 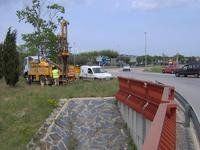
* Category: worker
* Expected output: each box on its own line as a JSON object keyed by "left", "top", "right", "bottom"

{"left": 52, "top": 66, "right": 59, "bottom": 86}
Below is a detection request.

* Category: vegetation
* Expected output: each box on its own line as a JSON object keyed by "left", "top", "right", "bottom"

{"left": 16, "top": 0, "right": 65, "bottom": 62}
{"left": 0, "top": 43, "right": 3, "bottom": 79}
{"left": 3, "top": 28, "right": 20, "bottom": 86}
{"left": 144, "top": 66, "right": 162, "bottom": 73}
{"left": 0, "top": 78, "right": 118, "bottom": 149}
{"left": 68, "top": 50, "right": 119, "bottom": 65}
{"left": 67, "top": 51, "right": 199, "bottom": 67}
{"left": 136, "top": 54, "right": 198, "bottom": 66}
{"left": 80, "top": 50, "right": 119, "bottom": 58}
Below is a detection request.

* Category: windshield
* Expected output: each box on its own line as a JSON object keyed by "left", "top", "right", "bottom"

{"left": 92, "top": 68, "right": 105, "bottom": 73}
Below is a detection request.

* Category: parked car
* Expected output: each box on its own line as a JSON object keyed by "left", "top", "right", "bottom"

{"left": 79, "top": 65, "right": 113, "bottom": 79}
{"left": 161, "top": 65, "right": 177, "bottom": 74}
{"left": 123, "top": 65, "right": 131, "bottom": 72}
{"left": 175, "top": 62, "right": 200, "bottom": 78}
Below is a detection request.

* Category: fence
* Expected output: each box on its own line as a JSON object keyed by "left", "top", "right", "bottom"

{"left": 175, "top": 91, "right": 200, "bottom": 144}
{"left": 115, "top": 77, "right": 176, "bottom": 150}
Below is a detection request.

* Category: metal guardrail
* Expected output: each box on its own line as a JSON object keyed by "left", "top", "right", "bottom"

{"left": 175, "top": 91, "right": 200, "bottom": 142}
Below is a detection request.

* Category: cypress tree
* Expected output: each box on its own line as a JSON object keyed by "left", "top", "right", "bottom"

{"left": 3, "top": 28, "right": 19, "bottom": 86}
{"left": 0, "top": 43, "right": 3, "bottom": 79}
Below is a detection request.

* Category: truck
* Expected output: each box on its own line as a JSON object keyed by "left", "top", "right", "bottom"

{"left": 79, "top": 66, "right": 113, "bottom": 79}
{"left": 175, "top": 62, "right": 200, "bottom": 78}
{"left": 23, "top": 19, "right": 77, "bottom": 85}
{"left": 23, "top": 56, "right": 77, "bottom": 85}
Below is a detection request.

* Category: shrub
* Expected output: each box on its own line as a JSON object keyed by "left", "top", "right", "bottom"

{"left": 3, "top": 28, "right": 20, "bottom": 86}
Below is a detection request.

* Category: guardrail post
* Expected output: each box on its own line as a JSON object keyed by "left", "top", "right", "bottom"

{"left": 184, "top": 104, "right": 191, "bottom": 127}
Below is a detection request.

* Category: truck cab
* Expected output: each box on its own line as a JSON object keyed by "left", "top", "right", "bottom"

{"left": 79, "top": 66, "right": 113, "bottom": 79}
{"left": 23, "top": 56, "right": 39, "bottom": 77}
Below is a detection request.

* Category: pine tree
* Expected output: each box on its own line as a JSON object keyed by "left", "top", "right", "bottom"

{"left": 3, "top": 28, "right": 19, "bottom": 86}
{"left": 0, "top": 43, "right": 3, "bottom": 79}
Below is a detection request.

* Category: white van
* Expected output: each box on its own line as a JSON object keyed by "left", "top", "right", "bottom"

{"left": 79, "top": 66, "right": 113, "bottom": 79}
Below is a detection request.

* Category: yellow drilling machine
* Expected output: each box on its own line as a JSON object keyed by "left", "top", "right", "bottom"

{"left": 23, "top": 19, "right": 79, "bottom": 85}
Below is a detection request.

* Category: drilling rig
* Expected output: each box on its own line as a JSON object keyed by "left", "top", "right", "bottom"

{"left": 58, "top": 20, "right": 70, "bottom": 80}
{"left": 24, "top": 19, "right": 76, "bottom": 85}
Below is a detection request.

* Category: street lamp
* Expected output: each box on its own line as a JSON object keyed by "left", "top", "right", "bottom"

{"left": 144, "top": 32, "right": 147, "bottom": 67}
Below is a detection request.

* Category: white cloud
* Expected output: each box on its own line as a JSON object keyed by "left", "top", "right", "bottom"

{"left": 129, "top": 0, "right": 199, "bottom": 10}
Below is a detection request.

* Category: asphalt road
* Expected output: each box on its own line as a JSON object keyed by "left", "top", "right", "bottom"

{"left": 108, "top": 68, "right": 200, "bottom": 121}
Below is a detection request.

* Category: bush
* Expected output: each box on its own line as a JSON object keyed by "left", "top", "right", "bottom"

{"left": 0, "top": 43, "right": 3, "bottom": 79}
{"left": 3, "top": 28, "right": 20, "bottom": 86}
{"left": 47, "top": 98, "right": 58, "bottom": 108}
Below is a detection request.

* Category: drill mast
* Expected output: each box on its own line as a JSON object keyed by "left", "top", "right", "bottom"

{"left": 58, "top": 20, "right": 70, "bottom": 78}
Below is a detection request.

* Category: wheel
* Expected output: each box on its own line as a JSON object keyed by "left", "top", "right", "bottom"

{"left": 184, "top": 74, "right": 187, "bottom": 77}
{"left": 40, "top": 76, "right": 45, "bottom": 86}
{"left": 194, "top": 73, "right": 199, "bottom": 78}
{"left": 175, "top": 73, "right": 180, "bottom": 77}
{"left": 27, "top": 76, "right": 32, "bottom": 85}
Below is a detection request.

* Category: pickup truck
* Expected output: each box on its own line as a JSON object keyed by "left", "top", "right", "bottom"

{"left": 175, "top": 63, "right": 200, "bottom": 78}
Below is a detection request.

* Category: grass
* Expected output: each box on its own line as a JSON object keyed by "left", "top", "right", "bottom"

{"left": 0, "top": 78, "right": 118, "bottom": 150}
{"left": 144, "top": 66, "right": 162, "bottom": 73}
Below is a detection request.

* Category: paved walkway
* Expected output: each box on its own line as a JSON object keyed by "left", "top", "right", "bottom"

{"left": 38, "top": 98, "right": 130, "bottom": 150}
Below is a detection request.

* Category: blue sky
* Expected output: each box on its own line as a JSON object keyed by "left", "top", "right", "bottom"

{"left": 0, "top": 0, "right": 200, "bottom": 56}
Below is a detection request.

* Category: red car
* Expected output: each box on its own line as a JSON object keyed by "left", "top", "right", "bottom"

{"left": 162, "top": 65, "right": 177, "bottom": 74}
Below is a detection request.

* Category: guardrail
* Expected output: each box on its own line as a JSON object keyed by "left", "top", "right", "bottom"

{"left": 175, "top": 91, "right": 200, "bottom": 142}
{"left": 155, "top": 80, "right": 200, "bottom": 143}
{"left": 115, "top": 77, "right": 176, "bottom": 150}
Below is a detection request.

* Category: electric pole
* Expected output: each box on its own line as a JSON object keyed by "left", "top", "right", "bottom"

{"left": 144, "top": 32, "right": 147, "bottom": 67}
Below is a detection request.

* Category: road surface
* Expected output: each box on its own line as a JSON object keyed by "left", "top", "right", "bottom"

{"left": 108, "top": 68, "right": 200, "bottom": 121}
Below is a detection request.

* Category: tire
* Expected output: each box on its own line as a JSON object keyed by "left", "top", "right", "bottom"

{"left": 184, "top": 74, "right": 187, "bottom": 77}
{"left": 194, "top": 73, "right": 199, "bottom": 78}
{"left": 27, "top": 76, "right": 32, "bottom": 85}
{"left": 40, "top": 76, "right": 45, "bottom": 86}
{"left": 175, "top": 73, "right": 180, "bottom": 77}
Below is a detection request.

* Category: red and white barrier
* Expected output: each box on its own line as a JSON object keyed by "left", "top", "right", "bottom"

{"left": 115, "top": 77, "right": 176, "bottom": 150}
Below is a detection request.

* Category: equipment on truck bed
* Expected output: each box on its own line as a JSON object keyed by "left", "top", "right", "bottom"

{"left": 23, "top": 19, "right": 76, "bottom": 85}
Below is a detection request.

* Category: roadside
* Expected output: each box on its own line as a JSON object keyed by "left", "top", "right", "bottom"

{"left": 29, "top": 98, "right": 133, "bottom": 150}
{"left": 0, "top": 78, "right": 118, "bottom": 149}
{"left": 143, "top": 66, "right": 162, "bottom": 73}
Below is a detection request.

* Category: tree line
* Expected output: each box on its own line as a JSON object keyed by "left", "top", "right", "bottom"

{"left": 136, "top": 54, "right": 199, "bottom": 66}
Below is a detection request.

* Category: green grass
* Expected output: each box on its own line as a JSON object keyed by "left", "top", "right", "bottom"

{"left": 144, "top": 66, "right": 162, "bottom": 73}
{"left": 0, "top": 78, "right": 118, "bottom": 150}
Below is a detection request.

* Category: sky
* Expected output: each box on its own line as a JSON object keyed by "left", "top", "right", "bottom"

{"left": 0, "top": 0, "right": 200, "bottom": 56}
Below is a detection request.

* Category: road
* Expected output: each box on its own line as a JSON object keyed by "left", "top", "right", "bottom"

{"left": 108, "top": 68, "right": 200, "bottom": 121}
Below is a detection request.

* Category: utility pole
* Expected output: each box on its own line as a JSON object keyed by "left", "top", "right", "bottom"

{"left": 73, "top": 42, "right": 76, "bottom": 66}
{"left": 144, "top": 32, "right": 147, "bottom": 67}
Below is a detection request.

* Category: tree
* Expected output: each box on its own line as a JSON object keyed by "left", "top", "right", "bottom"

{"left": 17, "top": 45, "right": 29, "bottom": 72}
{"left": 117, "top": 55, "right": 130, "bottom": 64}
{"left": 0, "top": 43, "right": 3, "bottom": 79}
{"left": 3, "top": 28, "right": 20, "bottom": 86}
{"left": 16, "top": 0, "right": 65, "bottom": 62}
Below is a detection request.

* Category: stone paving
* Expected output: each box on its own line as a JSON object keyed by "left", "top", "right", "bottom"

{"left": 34, "top": 98, "right": 130, "bottom": 150}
